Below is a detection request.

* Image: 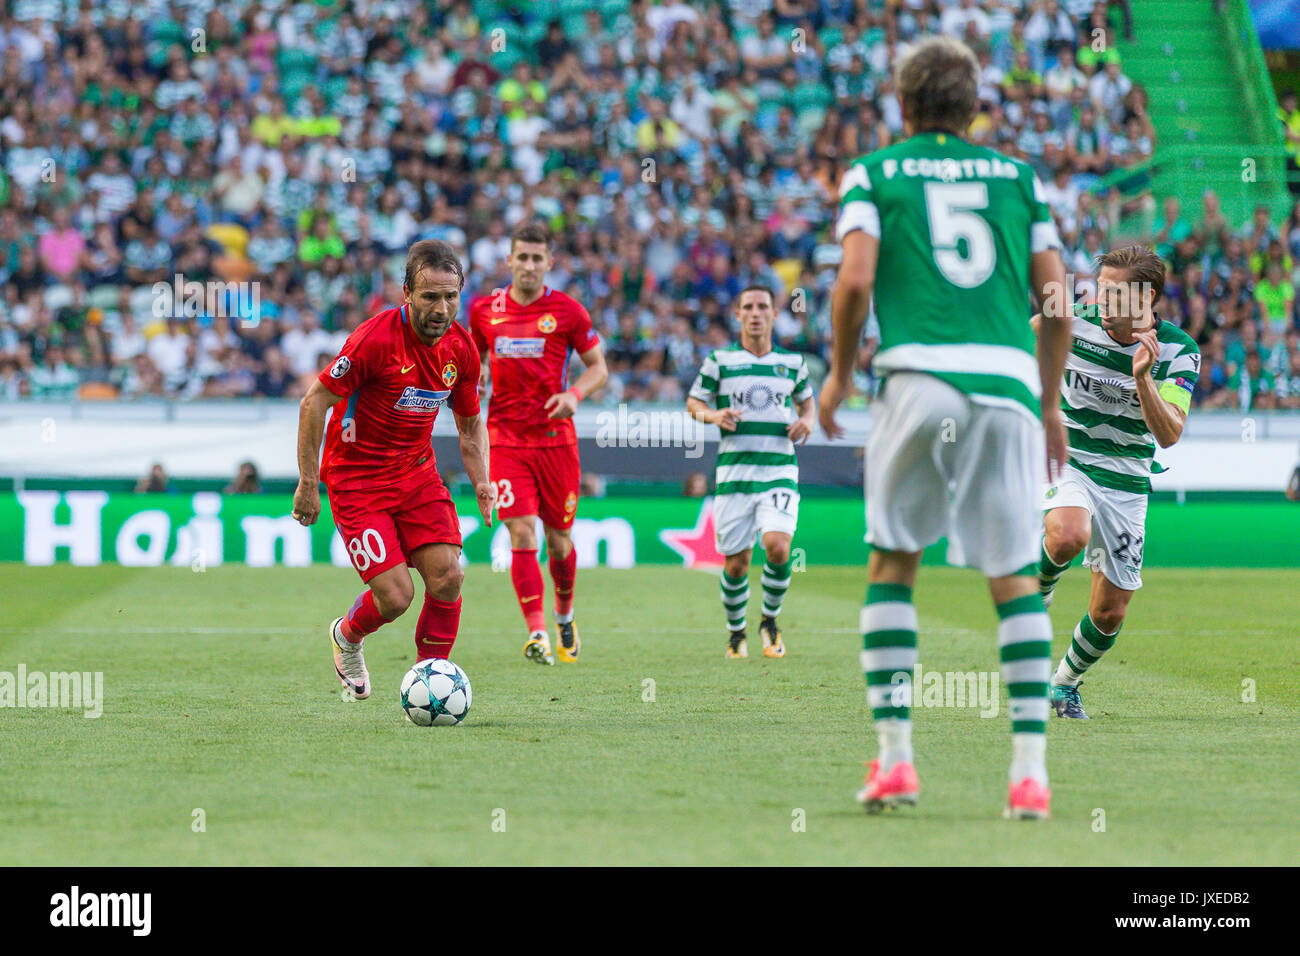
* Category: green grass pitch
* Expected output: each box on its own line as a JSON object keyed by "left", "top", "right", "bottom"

{"left": 2, "top": 564, "right": 1296, "bottom": 865}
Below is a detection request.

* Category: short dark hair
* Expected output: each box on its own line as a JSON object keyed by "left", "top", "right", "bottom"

{"left": 405, "top": 239, "right": 464, "bottom": 290}
{"left": 895, "top": 36, "right": 979, "bottom": 134}
{"left": 511, "top": 220, "right": 552, "bottom": 250}
{"left": 1096, "top": 244, "right": 1166, "bottom": 303}
{"left": 735, "top": 285, "right": 775, "bottom": 307}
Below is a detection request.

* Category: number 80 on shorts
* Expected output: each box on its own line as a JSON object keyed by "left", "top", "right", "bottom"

{"left": 347, "top": 528, "right": 388, "bottom": 572}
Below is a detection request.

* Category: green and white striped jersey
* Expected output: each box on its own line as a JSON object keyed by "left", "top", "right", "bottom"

{"left": 837, "top": 132, "right": 1061, "bottom": 420}
{"left": 1061, "top": 302, "right": 1199, "bottom": 494}
{"left": 689, "top": 344, "right": 812, "bottom": 495}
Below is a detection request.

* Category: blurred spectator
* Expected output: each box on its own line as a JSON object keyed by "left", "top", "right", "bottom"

{"left": 224, "top": 461, "right": 262, "bottom": 495}
{"left": 1255, "top": 262, "right": 1295, "bottom": 346}
{"left": 255, "top": 347, "right": 296, "bottom": 398}
{"left": 27, "top": 346, "right": 79, "bottom": 399}
{"left": 1279, "top": 90, "right": 1300, "bottom": 198}
{"left": 683, "top": 472, "right": 709, "bottom": 497}
{"left": 134, "top": 463, "right": 170, "bottom": 494}
{"left": 1230, "top": 350, "right": 1276, "bottom": 411}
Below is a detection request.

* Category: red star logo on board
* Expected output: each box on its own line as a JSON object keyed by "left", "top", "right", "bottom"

{"left": 658, "top": 499, "right": 725, "bottom": 569}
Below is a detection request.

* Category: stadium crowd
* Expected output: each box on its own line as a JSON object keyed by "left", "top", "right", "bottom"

{"left": 1, "top": 0, "right": 1297, "bottom": 412}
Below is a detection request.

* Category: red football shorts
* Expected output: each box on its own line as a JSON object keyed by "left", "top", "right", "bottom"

{"left": 327, "top": 469, "right": 462, "bottom": 582}
{"left": 491, "top": 443, "right": 581, "bottom": 529}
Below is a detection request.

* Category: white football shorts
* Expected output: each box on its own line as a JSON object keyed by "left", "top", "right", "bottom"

{"left": 713, "top": 489, "right": 800, "bottom": 557}
{"left": 1041, "top": 462, "right": 1146, "bottom": 591}
{"left": 866, "top": 371, "right": 1045, "bottom": 578}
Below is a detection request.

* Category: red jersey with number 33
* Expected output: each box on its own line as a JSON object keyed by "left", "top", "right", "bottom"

{"left": 317, "top": 305, "right": 480, "bottom": 491}
{"left": 469, "top": 286, "right": 598, "bottom": 447}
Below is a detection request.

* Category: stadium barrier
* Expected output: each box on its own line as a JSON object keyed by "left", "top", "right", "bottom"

{"left": 3, "top": 402, "right": 1299, "bottom": 490}
{"left": 4, "top": 490, "right": 1298, "bottom": 570}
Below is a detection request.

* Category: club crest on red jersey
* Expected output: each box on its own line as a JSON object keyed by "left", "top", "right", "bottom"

{"left": 538, "top": 314, "right": 557, "bottom": 334}
{"left": 442, "top": 362, "right": 458, "bottom": 387}
{"left": 564, "top": 491, "right": 577, "bottom": 514}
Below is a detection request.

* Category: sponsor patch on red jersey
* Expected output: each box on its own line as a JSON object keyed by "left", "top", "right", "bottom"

{"left": 494, "top": 336, "right": 546, "bottom": 358}
{"left": 393, "top": 386, "right": 451, "bottom": 411}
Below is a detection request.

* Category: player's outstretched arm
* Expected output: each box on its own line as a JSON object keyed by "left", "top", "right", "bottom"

{"left": 292, "top": 379, "right": 344, "bottom": 526}
{"left": 788, "top": 395, "right": 816, "bottom": 445}
{"left": 545, "top": 343, "right": 609, "bottom": 419}
{"left": 454, "top": 411, "right": 495, "bottom": 526}
{"left": 1131, "top": 329, "right": 1188, "bottom": 448}
{"left": 687, "top": 395, "right": 739, "bottom": 431}
{"left": 1031, "top": 248, "right": 1071, "bottom": 482}
{"left": 821, "top": 229, "right": 878, "bottom": 439}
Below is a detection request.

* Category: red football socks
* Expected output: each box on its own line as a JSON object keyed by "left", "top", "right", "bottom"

{"left": 549, "top": 548, "right": 577, "bottom": 618}
{"left": 340, "top": 589, "right": 389, "bottom": 643}
{"left": 511, "top": 548, "right": 547, "bottom": 633}
{"left": 415, "top": 594, "right": 461, "bottom": 661}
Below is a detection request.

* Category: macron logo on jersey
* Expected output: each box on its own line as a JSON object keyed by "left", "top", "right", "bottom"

{"left": 1075, "top": 338, "right": 1111, "bottom": 359}
{"left": 394, "top": 386, "right": 450, "bottom": 412}
{"left": 495, "top": 337, "right": 546, "bottom": 358}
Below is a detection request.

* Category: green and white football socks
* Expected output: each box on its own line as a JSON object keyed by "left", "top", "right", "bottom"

{"left": 996, "top": 593, "right": 1053, "bottom": 786}
{"left": 760, "top": 558, "right": 791, "bottom": 618}
{"left": 1038, "top": 537, "right": 1071, "bottom": 608}
{"left": 721, "top": 571, "right": 749, "bottom": 633}
{"left": 860, "top": 582, "right": 918, "bottom": 772}
{"left": 1054, "top": 612, "right": 1120, "bottom": 686}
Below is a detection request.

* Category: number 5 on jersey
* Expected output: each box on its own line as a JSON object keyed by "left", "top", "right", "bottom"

{"left": 924, "top": 181, "right": 995, "bottom": 289}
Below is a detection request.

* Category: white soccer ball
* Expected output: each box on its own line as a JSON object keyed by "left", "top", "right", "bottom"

{"left": 400, "top": 659, "right": 472, "bottom": 727}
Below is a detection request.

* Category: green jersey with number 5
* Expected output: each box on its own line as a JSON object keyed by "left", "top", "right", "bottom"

{"left": 836, "top": 131, "right": 1060, "bottom": 420}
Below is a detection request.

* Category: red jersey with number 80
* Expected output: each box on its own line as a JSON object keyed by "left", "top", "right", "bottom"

{"left": 469, "top": 286, "right": 598, "bottom": 448}
{"left": 317, "top": 305, "right": 480, "bottom": 491}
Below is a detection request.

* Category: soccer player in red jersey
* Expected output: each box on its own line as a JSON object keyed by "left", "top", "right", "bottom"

{"left": 292, "top": 240, "right": 495, "bottom": 699}
{"left": 469, "top": 222, "right": 608, "bottom": 665}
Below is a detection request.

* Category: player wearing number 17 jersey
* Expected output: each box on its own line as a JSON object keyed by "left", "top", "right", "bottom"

{"left": 818, "top": 36, "right": 1073, "bottom": 819}
{"left": 687, "top": 286, "right": 816, "bottom": 660}
{"left": 469, "top": 221, "right": 608, "bottom": 666}
{"left": 291, "top": 240, "right": 495, "bottom": 700}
